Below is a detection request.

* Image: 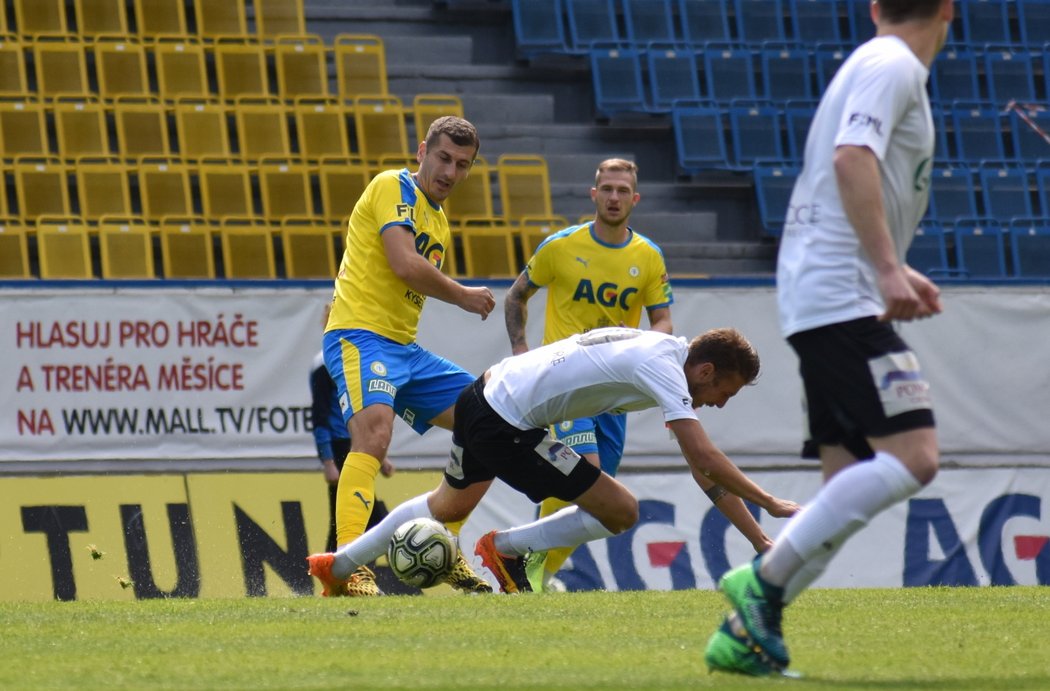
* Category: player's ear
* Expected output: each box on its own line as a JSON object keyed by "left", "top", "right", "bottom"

{"left": 416, "top": 139, "right": 427, "bottom": 165}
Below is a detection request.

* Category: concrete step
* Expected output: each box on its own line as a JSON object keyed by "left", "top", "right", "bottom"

{"left": 384, "top": 35, "right": 476, "bottom": 66}
{"left": 626, "top": 212, "right": 719, "bottom": 243}
{"left": 457, "top": 92, "right": 557, "bottom": 126}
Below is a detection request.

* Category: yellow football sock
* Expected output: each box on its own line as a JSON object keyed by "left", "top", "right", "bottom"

{"left": 443, "top": 518, "right": 467, "bottom": 537}
{"left": 537, "top": 497, "right": 574, "bottom": 575}
{"left": 335, "top": 452, "right": 382, "bottom": 547}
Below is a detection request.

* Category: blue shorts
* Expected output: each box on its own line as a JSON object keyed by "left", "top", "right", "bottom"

{"left": 549, "top": 412, "right": 627, "bottom": 475}
{"left": 323, "top": 329, "right": 474, "bottom": 435}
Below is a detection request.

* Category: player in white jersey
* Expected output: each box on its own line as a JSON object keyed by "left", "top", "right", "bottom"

{"left": 306, "top": 327, "right": 800, "bottom": 597}
{"left": 707, "top": 0, "right": 951, "bottom": 677}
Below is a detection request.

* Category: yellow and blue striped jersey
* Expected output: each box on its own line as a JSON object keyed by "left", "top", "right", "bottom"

{"left": 327, "top": 169, "right": 451, "bottom": 345}
{"left": 526, "top": 223, "right": 672, "bottom": 345}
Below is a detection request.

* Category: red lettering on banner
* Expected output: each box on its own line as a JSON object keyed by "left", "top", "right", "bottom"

{"left": 176, "top": 314, "right": 259, "bottom": 348}
{"left": 16, "top": 321, "right": 112, "bottom": 349}
{"left": 40, "top": 361, "right": 151, "bottom": 392}
{"left": 157, "top": 358, "right": 245, "bottom": 391}
{"left": 17, "top": 366, "right": 34, "bottom": 392}
{"left": 118, "top": 321, "right": 170, "bottom": 347}
{"left": 18, "top": 409, "right": 55, "bottom": 435}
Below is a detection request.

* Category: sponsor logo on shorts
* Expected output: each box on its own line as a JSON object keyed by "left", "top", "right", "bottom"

{"left": 560, "top": 432, "right": 597, "bottom": 449}
{"left": 446, "top": 443, "right": 465, "bottom": 480}
{"left": 370, "top": 361, "right": 387, "bottom": 376}
{"left": 402, "top": 409, "right": 415, "bottom": 426}
{"left": 368, "top": 379, "right": 397, "bottom": 397}
{"left": 339, "top": 392, "right": 349, "bottom": 414}
{"left": 558, "top": 420, "right": 574, "bottom": 432}
{"left": 869, "top": 351, "right": 932, "bottom": 417}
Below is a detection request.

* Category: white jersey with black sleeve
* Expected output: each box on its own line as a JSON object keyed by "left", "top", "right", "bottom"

{"left": 776, "top": 35, "right": 935, "bottom": 338}
{"left": 483, "top": 327, "right": 697, "bottom": 431}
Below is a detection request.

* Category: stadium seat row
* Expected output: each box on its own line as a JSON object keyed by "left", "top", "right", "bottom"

{"left": 513, "top": 0, "right": 1050, "bottom": 57}
{"left": 0, "top": 33, "right": 389, "bottom": 104}
{"left": 0, "top": 0, "right": 306, "bottom": 43}
{"left": 907, "top": 218, "right": 1050, "bottom": 279}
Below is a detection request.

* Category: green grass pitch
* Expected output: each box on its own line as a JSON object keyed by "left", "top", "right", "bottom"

{"left": 3, "top": 587, "right": 1049, "bottom": 689}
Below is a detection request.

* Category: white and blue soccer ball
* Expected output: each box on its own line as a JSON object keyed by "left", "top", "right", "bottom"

{"left": 387, "top": 518, "right": 457, "bottom": 588}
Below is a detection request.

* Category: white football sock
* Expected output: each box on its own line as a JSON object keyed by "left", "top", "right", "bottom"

{"left": 332, "top": 492, "right": 432, "bottom": 579}
{"left": 759, "top": 451, "right": 921, "bottom": 589}
{"left": 495, "top": 506, "right": 614, "bottom": 556}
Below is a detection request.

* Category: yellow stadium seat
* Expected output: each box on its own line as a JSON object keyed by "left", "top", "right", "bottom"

{"left": 54, "top": 97, "right": 110, "bottom": 161}
{"left": 199, "top": 158, "right": 255, "bottom": 220}
{"left": 173, "top": 99, "right": 231, "bottom": 160}
{"left": 0, "top": 38, "right": 29, "bottom": 98}
{"left": 253, "top": 0, "right": 306, "bottom": 40}
{"left": 0, "top": 101, "right": 49, "bottom": 160}
{"left": 154, "top": 39, "right": 210, "bottom": 102}
{"left": 14, "top": 0, "right": 67, "bottom": 37}
{"left": 37, "top": 217, "right": 93, "bottom": 279}
{"left": 133, "top": 0, "right": 188, "bottom": 42}
{"left": 353, "top": 95, "right": 410, "bottom": 164}
{"left": 113, "top": 97, "right": 171, "bottom": 160}
{"left": 193, "top": 0, "right": 248, "bottom": 40}
{"left": 99, "top": 216, "right": 155, "bottom": 279}
{"left": 413, "top": 94, "right": 464, "bottom": 147}
{"left": 374, "top": 153, "right": 417, "bottom": 179}
{"left": 32, "top": 38, "right": 90, "bottom": 100}
{"left": 318, "top": 156, "right": 369, "bottom": 222}
{"left": 159, "top": 216, "right": 215, "bottom": 278}
{"left": 138, "top": 157, "right": 194, "bottom": 221}
{"left": 0, "top": 220, "right": 32, "bottom": 279}
{"left": 234, "top": 96, "right": 291, "bottom": 160}
{"left": 275, "top": 34, "right": 329, "bottom": 102}
{"left": 220, "top": 218, "right": 276, "bottom": 279}
{"left": 443, "top": 155, "right": 493, "bottom": 223}
{"left": 213, "top": 39, "right": 271, "bottom": 102}
{"left": 75, "top": 157, "right": 132, "bottom": 221}
{"left": 281, "top": 218, "right": 337, "bottom": 279}
{"left": 258, "top": 157, "right": 314, "bottom": 223}
{"left": 519, "top": 215, "right": 570, "bottom": 258}
{"left": 14, "top": 157, "right": 71, "bottom": 223}
{"left": 457, "top": 221, "right": 519, "bottom": 278}
{"left": 334, "top": 34, "right": 388, "bottom": 99}
{"left": 497, "top": 153, "right": 553, "bottom": 223}
{"left": 94, "top": 38, "right": 150, "bottom": 101}
{"left": 294, "top": 98, "right": 351, "bottom": 161}
{"left": 75, "top": 0, "right": 130, "bottom": 41}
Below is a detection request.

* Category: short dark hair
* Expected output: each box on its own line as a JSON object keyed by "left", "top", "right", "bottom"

{"left": 595, "top": 158, "right": 639, "bottom": 189}
{"left": 877, "top": 0, "right": 944, "bottom": 24}
{"left": 425, "top": 116, "right": 480, "bottom": 158}
{"left": 685, "top": 328, "right": 760, "bottom": 385}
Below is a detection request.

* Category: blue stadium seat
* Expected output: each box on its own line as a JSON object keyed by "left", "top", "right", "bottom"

{"left": 984, "top": 50, "right": 1038, "bottom": 105}
{"left": 729, "top": 103, "right": 785, "bottom": 168}
{"left": 1009, "top": 219, "right": 1050, "bottom": 277}
{"left": 953, "top": 218, "right": 1009, "bottom": 278}
{"left": 647, "top": 48, "right": 703, "bottom": 112}
{"left": 1018, "top": 0, "right": 1050, "bottom": 48}
{"left": 1009, "top": 107, "right": 1050, "bottom": 163}
{"left": 753, "top": 162, "right": 799, "bottom": 235}
{"left": 566, "top": 0, "right": 622, "bottom": 52}
{"left": 957, "top": 0, "right": 1012, "bottom": 46}
{"left": 930, "top": 106, "right": 952, "bottom": 163}
{"left": 951, "top": 103, "right": 1006, "bottom": 163}
{"left": 907, "top": 220, "right": 954, "bottom": 277}
{"left": 1038, "top": 164, "right": 1050, "bottom": 217}
{"left": 623, "top": 0, "right": 677, "bottom": 47}
{"left": 928, "top": 165, "right": 979, "bottom": 223}
{"left": 673, "top": 105, "right": 729, "bottom": 171}
{"left": 733, "top": 0, "right": 787, "bottom": 43}
{"left": 511, "top": 0, "right": 570, "bottom": 57}
{"left": 761, "top": 46, "right": 812, "bottom": 102}
{"left": 677, "top": 0, "right": 732, "bottom": 46}
{"left": 790, "top": 0, "right": 841, "bottom": 44}
{"left": 930, "top": 49, "right": 981, "bottom": 105}
{"left": 846, "top": 0, "right": 875, "bottom": 44}
{"left": 784, "top": 100, "right": 816, "bottom": 162}
{"left": 701, "top": 46, "right": 757, "bottom": 104}
{"left": 590, "top": 48, "right": 647, "bottom": 115}
{"left": 979, "top": 164, "right": 1034, "bottom": 220}
{"left": 814, "top": 44, "right": 849, "bottom": 92}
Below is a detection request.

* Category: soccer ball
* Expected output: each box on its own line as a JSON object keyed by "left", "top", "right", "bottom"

{"left": 387, "top": 518, "right": 457, "bottom": 588}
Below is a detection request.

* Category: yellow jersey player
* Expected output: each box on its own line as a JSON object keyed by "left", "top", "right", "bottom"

{"left": 504, "top": 159, "right": 676, "bottom": 591}
{"left": 313, "top": 116, "right": 496, "bottom": 596}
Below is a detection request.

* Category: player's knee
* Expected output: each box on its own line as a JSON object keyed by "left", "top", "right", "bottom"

{"left": 603, "top": 494, "right": 639, "bottom": 534}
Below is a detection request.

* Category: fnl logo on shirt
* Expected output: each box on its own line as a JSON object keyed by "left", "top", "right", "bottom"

{"left": 848, "top": 111, "right": 884, "bottom": 136}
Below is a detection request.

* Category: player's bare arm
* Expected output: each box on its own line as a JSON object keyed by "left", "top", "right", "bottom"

{"left": 383, "top": 226, "right": 495, "bottom": 320}
{"left": 904, "top": 264, "right": 943, "bottom": 317}
{"left": 646, "top": 306, "right": 673, "bottom": 334}
{"left": 834, "top": 144, "right": 923, "bottom": 322}
{"left": 695, "top": 472, "right": 773, "bottom": 552}
{"left": 504, "top": 272, "right": 539, "bottom": 354}
{"left": 669, "top": 417, "right": 800, "bottom": 518}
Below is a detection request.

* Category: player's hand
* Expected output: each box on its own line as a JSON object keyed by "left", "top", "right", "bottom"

{"left": 322, "top": 459, "right": 340, "bottom": 485}
{"left": 877, "top": 267, "right": 924, "bottom": 322}
{"left": 459, "top": 285, "right": 496, "bottom": 320}
{"left": 380, "top": 457, "right": 396, "bottom": 478}
{"left": 765, "top": 497, "right": 801, "bottom": 518}
{"left": 904, "top": 265, "right": 942, "bottom": 318}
